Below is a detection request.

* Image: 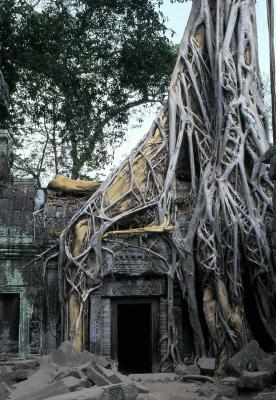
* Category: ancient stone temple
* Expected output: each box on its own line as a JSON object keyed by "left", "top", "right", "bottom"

{"left": 0, "top": 130, "right": 87, "bottom": 360}
{"left": 88, "top": 226, "right": 194, "bottom": 373}
{"left": 56, "top": 127, "right": 198, "bottom": 373}
{"left": 2, "top": 0, "right": 276, "bottom": 376}
{"left": 0, "top": 128, "right": 195, "bottom": 372}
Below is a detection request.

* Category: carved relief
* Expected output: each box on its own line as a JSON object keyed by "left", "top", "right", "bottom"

{"left": 101, "top": 278, "right": 166, "bottom": 297}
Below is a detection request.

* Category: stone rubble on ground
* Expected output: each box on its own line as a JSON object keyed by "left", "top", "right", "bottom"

{"left": 198, "top": 357, "right": 216, "bottom": 376}
{"left": 0, "top": 342, "right": 141, "bottom": 400}
{"left": 254, "top": 393, "right": 276, "bottom": 400}
{"left": 0, "top": 382, "right": 11, "bottom": 400}
{"left": 228, "top": 341, "right": 265, "bottom": 376}
{"left": 0, "top": 340, "right": 276, "bottom": 399}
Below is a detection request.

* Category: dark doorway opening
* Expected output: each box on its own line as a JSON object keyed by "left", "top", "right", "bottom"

{"left": 243, "top": 267, "right": 275, "bottom": 352}
{"left": 0, "top": 293, "right": 20, "bottom": 355}
{"left": 117, "top": 303, "right": 152, "bottom": 374}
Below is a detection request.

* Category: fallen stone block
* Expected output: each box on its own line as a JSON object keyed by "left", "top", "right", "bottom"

{"left": 29, "top": 387, "right": 105, "bottom": 400}
{"left": 228, "top": 341, "right": 261, "bottom": 376}
{"left": 8, "top": 366, "right": 55, "bottom": 399}
{"left": 134, "top": 382, "right": 149, "bottom": 394}
{"left": 238, "top": 371, "right": 272, "bottom": 391}
{"left": 186, "top": 364, "right": 201, "bottom": 375}
{"left": 198, "top": 357, "right": 216, "bottom": 376}
{"left": 60, "top": 376, "right": 85, "bottom": 392}
{"left": 92, "top": 364, "right": 123, "bottom": 384}
{"left": 254, "top": 392, "right": 276, "bottom": 400}
{"left": 54, "top": 368, "right": 86, "bottom": 382}
{"left": 8, "top": 360, "right": 40, "bottom": 371}
{"left": 0, "top": 366, "right": 13, "bottom": 376}
{"left": 88, "top": 354, "right": 111, "bottom": 369}
{"left": 9, "top": 380, "right": 70, "bottom": 400}
{"left": 0, "top": 382, "right": 11, "bottom": 400}
{"left": 103, "top": 382, "right": 137, "bottom": 400}
{"left": 86, "top": 365, "right": 110, "bottom": 386}
{"left": 129, "top": 373, "right": 177, "bottom": 383}
{"left": 50, "top": 342, "right": 111, "bottom": 370}
{"left": 11, "top": 370, "right": 28, "bottom": 383}
{"left": 174, "top": 364, "right": 188, "bottom": 377}
{"left": 29, "top": 382, "right": 138, "bottom": 400}
{"left": 257, "top": 357, "right": 276, "bottom": 375}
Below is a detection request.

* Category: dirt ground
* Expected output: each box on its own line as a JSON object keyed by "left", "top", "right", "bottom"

{"left": 143, "top": 380, "right": 276, "bottom": 400}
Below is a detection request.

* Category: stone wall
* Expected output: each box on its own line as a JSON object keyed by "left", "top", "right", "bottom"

{"left": 0, "top": 129, "right": 86, "bottom": 358}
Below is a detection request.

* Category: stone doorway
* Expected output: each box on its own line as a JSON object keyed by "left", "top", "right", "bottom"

{"left": 111, "top": 298, "right": 159, "bottom": 374}
{"left": 0, "top": 293, "right": 20, "bottom": 355}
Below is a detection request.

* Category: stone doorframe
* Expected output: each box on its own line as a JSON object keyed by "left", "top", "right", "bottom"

{"left": 0, "top": 286, "right": 31, "bottom": 359}
{"left": 111, "top": 297, "right": 160, "bottom": 373}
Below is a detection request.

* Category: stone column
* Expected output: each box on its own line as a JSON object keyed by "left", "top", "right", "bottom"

{"left": 0, "top": 129, "right": 12, "bottom": 183}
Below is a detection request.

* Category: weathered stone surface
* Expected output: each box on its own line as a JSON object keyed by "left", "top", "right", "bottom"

{"left": 134, "top": 382, "right": 149, "bottom": 394}
{"left": 11, "top": 370, "right": 28, "bottom": 383}
{"left": 0, "top": 381, "right": 11, "bottom": 400}
{"left": 238, "top": 371, "right": 272, "bottom": 390}
{"left": 257, "top": 357, "right": 276, "bottom": 375}
{"left": 0, "top": 366, "right": 13, "bottom": 376}
{"left": 101, "top": 279, "right": 166, "bottom": 297}
{"left": 185, "top": 364, "right": 201, "bottom": 375}
{"left": 137, "top": 396, "right": 151, "bottom": 400}
{"left": 216, "top": 383, "right": 238, "bottom": 399}
{"left": 254, "top": 392, "right": 276, "bottom": 400}
{"left": 10, "top": 380, "right": 70, "bottom": 400}
{"left": 54, "top": 367, "right": 86, "bottom": 382}
{"left": 92, "top": 364, "right": 124, "bottom": 384}
{"left": 198, "top": 357, "right": 215, "bottom": 376}
{"left": 196, "top": 383, "right": 215, "bottom": 397}
{"left": 220, "top": 377, "right": 238, "bottom": 387}
{"left": 8, "top": 360, "right": 39, "bottom": 371}
{"left": 86, "top": 366, "right": 110, "bottom": 386}
{"left": 60, "top": 376, "right": 88, "bottom": 392}
{"left": 210, "top": 396, "right": 233, "bottom": 400}
{"left": 129, "top": 373, "right": 177, "bottom": 383}
{"left": 31, "top": 382, "right": 138, "bottom": 400}
{"left": 51, "top": 342, "right": 92, "bottom": 367}
{"left": 174, "top": 365, "right": 188, "bottom": 377}
{"left": 20, "top": 387, "right": 104, "bottom": 400}
{"left": 228, "top": 341, "right": 261, "bottom": 376}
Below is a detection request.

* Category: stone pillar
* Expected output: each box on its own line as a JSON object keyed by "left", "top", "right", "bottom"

{"left": 0, "top": 129, "right": 11, "bottom": 156}
{"left": 0, "top": 129, "right": 12, "bottom": 183}
{"left": 41, "top": 262, "right": 59, "bottom": 354}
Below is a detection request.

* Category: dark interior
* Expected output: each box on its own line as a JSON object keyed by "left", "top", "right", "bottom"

{"left": 0, "top": 293, "right": 20, "bottom": 354}
{"left": 243, "top": 269, "right": 275, "bottom": 352}
{"left": 117, "top": 303, "right": 152, "bottom": 374}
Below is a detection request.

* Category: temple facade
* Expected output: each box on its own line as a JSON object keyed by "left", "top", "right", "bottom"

{"left": 0, "top": 129, "right": 195, "bottom": 372}
{"left": 0, "top": 129, "right": 81, "bottom": 360}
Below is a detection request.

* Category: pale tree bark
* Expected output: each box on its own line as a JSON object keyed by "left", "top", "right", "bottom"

{"left": 58, "top": 0, "right": 276, "bottom": 373}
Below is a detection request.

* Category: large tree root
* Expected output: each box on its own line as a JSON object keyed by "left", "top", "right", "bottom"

{"left": 58, "top": 0, "right": 276, "bottom": 373}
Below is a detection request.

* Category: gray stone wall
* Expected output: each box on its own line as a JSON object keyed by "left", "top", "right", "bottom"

{"left": 0, "top": 131, "right": 84, "bottom": 358}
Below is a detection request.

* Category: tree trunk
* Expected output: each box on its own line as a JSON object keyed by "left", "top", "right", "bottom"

{"left": 58, "top": 0, "right": 276, "bottom": 373}
{"left": 70, "top": 137, "right": 81, "bottom": 179}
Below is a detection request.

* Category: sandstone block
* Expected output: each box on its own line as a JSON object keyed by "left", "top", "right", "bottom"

{"left": 198, "top": 357, "right": 216, "bottom": 376}
{"left": 238, "top": 371, "right": 272, "bottom": 391}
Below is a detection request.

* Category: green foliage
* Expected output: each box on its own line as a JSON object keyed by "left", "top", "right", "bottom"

{"left": 0, "top": 0, "right": 177, "bottom": 184}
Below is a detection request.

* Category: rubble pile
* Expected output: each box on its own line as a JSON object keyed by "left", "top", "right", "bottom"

{"left": 1, "top": 341, "right": 276, "bottom": 400}
{"left": 0, "top": 342, "right": 146, "bottom": 400}
{"left": 174, "top": 341, "right": 276, "bottom": 400}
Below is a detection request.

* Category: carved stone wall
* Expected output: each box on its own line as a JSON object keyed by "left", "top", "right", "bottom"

{"left": 0, "top": 131, "right": 82, "bottom": 358}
